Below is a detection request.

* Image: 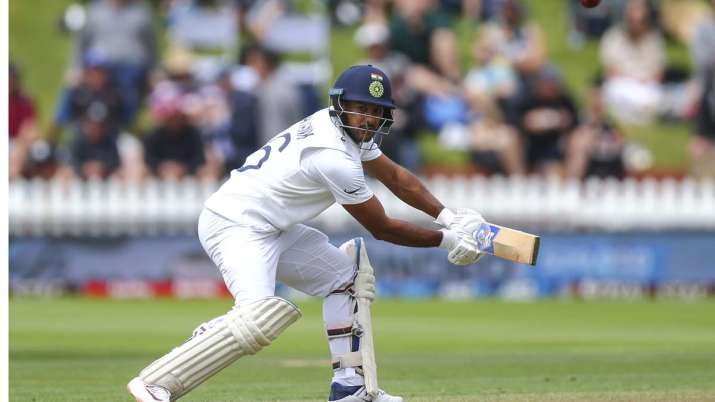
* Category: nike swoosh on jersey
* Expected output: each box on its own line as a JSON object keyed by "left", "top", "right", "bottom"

{"left": 343, "top": 188, "right": 360, "bottom": 194}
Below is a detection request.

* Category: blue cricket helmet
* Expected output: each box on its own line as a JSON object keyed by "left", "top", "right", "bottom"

{"left": 329, "top": 64, "right": 396, "bottom": 109}
{"left": 329, "top": 65, "right": 395, "bottom": 148}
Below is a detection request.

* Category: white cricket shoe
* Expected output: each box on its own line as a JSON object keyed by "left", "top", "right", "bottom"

{"left": 328, "top": 383, "right": 403, "bottom": 402}
{"left": 127, "top": 377, "right": 171, "bottom": 402}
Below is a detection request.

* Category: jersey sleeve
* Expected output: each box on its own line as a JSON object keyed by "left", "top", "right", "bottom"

{"left": 360, "top": 142, "right": 382, "bottom": 162}
{"left": 305, "top": 148, "right": 374, "bottom": 205}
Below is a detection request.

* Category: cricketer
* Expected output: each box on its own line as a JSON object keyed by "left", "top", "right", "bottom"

{"left": 127, "top": 64, "right": 486, "bottom": 402}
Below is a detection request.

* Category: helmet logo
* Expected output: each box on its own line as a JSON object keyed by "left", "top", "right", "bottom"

{"left": 369, "top": 81, "right": 384, "bottom": 98}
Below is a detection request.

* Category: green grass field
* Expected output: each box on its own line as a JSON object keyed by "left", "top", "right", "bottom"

{"left": 9, "top": 297, "right": 715, "bottom": 401}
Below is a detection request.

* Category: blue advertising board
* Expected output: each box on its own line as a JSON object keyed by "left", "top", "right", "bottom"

{"left": 9, "top": 231, "right": 715, "bottom": 298}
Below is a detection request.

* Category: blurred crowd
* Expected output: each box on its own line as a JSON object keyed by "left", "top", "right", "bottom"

{"left": 8, "top": 0, "right": 715, "bottom": 183}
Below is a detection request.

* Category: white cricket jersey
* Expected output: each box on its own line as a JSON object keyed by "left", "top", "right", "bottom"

{"left": 204, "top": 108, "right": 381, "bottom": 230}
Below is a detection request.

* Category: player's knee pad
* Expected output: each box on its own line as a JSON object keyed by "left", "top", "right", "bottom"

{"left": 139, "top": 297, "right": 301, "bottom": 399}
{"left": 328, "top": 238, "right": 377, "bottom": 381}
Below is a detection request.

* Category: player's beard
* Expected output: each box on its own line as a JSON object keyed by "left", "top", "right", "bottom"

{"left": 347, "top": 121, "right": 376, "bottom": 144}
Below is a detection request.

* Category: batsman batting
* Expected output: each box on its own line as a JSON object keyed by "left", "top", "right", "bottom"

{"left": 127, "top": 65, "right": 495, "bottom": 402}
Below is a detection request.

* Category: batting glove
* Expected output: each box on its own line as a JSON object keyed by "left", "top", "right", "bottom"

{"left": 439, "top": 229, "right": 482, "bottom": 266}
{"left": 436, "top": 207, "right": 487, "bottom": 237}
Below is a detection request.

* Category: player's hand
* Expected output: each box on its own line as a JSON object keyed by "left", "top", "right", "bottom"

{"left": 436, "top": 208, "right": 486, "bottom": 235}
{"left": 439, "top": 229, "right": 483, "bottom": 266}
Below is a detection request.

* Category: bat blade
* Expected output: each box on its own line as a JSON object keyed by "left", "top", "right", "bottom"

{"left": 472, "top": 223, "right": 540, "bottom": 265}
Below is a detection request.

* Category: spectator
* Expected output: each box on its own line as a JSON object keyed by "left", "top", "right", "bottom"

{"left": 241, "top": 45, "right": 304, "bottom": 145}
{"left": 388, "top": 0, "right": 461, "bottom": 82}
{"left": 478, "top": 0, "right": 547, "bottom": 78}
{"left": 50, "top": 53, "right": 127, "bottom": 144}
{"left": 688, "top": 0, "right": 715, "bottom": 177}
{"left": 689, "top": 67, "right": 715, "bottom": 178}
{"left": 464, "top": 31, "right": 520, "bottom": 122}
{"left": 515, "top": 65, "right": 579, "bottom": 176}
{"left": 690, "top": 0, "right": 715, "bottom": 83}
{"left": 467, "top": 94, "right": 526, "bottom": 175}
{"left": 354, "top": 23, "right": 410, "bottom": 84}
{"left": 23, "top": 141, "right": 62, "bottom": 180}
{"left": 220, "top": 71, "right": 260, "bottom": 172}
{"left": 149, "top": 47, "right": 226, "bottom": 179}
{"left": 74, "top": 0, "right": 157, "bottom": 122}
{"left": 567, "top": 0, "right": 618, "bottom": 47}
{"left": 9, "top": 62, "right": 39, "bottom": 179}
{"left": 69, "top": 112, "right": 122, "bottom": 180}
{"left": 565, "top": 83, "right": 627, "bottom": 179}
{"left": 185, "top": 80, "right": 232, "bottom": 180}
{"left": 600, "top": 0, "right": 665, "bottom": 124}
{"left": 465, "top": 34, "right": 518, "bottom": 101}
{"left": 144, "top": 93, "right": 206, "bottom": 180}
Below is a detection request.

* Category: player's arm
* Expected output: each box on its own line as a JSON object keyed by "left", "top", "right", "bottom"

{"left": 363, "top": 155, "right": 489, "bottom": 260}
{"left": 362, "top": 154, "right": 444, "bottom": 218}
{"left": 342, "top": 195, "right": 443, "bottom": 248}
{"left": 343, "top": 197, "right": 480, "bottom": 265}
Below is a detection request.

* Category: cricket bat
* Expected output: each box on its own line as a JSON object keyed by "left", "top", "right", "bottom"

{"left": 471, "top": 222, "right": 540, "bottom": 265}
{"left": 356, "top": 297, "right": 378, "bottom": 398}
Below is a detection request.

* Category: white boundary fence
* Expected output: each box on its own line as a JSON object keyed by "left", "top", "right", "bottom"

{"left": 9, "top": 176, "right": 715, "bottom": 237}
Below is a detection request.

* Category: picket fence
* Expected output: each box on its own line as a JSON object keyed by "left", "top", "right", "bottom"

{"left": 9, "top": 176, "right": 715, "bottom": 237}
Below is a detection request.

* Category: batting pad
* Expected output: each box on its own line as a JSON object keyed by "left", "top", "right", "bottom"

{"left": 139, "top": 297, "right": 301, "bottom": 400}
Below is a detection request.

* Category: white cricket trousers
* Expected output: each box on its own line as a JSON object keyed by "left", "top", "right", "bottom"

{"left": 197, "top": 208, "right": 364, "bottom": 386}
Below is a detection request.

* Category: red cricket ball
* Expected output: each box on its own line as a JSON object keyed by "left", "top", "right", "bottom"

{"left": 581, "top": 0, "right": 601, "bottom": 8}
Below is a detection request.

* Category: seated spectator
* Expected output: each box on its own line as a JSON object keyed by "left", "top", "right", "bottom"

{"left": 690, "top": 0, "right": 715, "bottom": 90}
{"left": 219, "top": 70, "right": 260, "bottom": 173}
{"left": 149, "top": 47, "right": 226, "bottom": 179}
{"left": 661, "top": 0, "right": 712, "bottom": 45}
{"left": 24, "top": 140, "right": 62, "bottom": 180}
{"left": 388, "top": 0, "right": 461, "bottom": 82}
{"left": 478, "top": 0, "right": 547, "bottom": 79}
{"left": 467, "top": 94, "right": 526, "bottom": 175}
{"left": 49, "top": 53, "right": 127, "bottom": 144}
{"left": 465, "top": 35, "right": 518, "bottom": 101}
{"left": 688, "top": 0, "right": 715, "bottom": 177}
{"left": 565, "top": 83, "right": 627, "bottom": 179}
{"left": 516, "top": 66, "right": 579, "bottom": 176}
{"left": 689, "top": 66, "right": 715, "bottom": 178}
{"left": 689, "top": 0, "right": 715, "bottom": 104}
{"left": 144, "top": 94, "right": 206, "bottom": 180}
{"left": 464, "top": 32, "right": 521, "bottom": 122}
{"left": 567, "top": 0, "right": 617, "bottom": 47}
{"left": 69, "top": 111, "right": 122, "bottom": 180}
{"left": 599, "top": 0, "right": 665, "bottom": 124}
{"left": 9, "top": 62, "right": 39, "bottom": 180}
{"left": 73, "top": 0, "right": 157, "bottom": 122}
{"left": 355, "top": 23, "right": 410, "bottom": 85}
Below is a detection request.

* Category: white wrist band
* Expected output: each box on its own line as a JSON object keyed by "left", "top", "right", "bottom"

{"left": 438, "top": 229, "right": 457, "bottom": 249}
